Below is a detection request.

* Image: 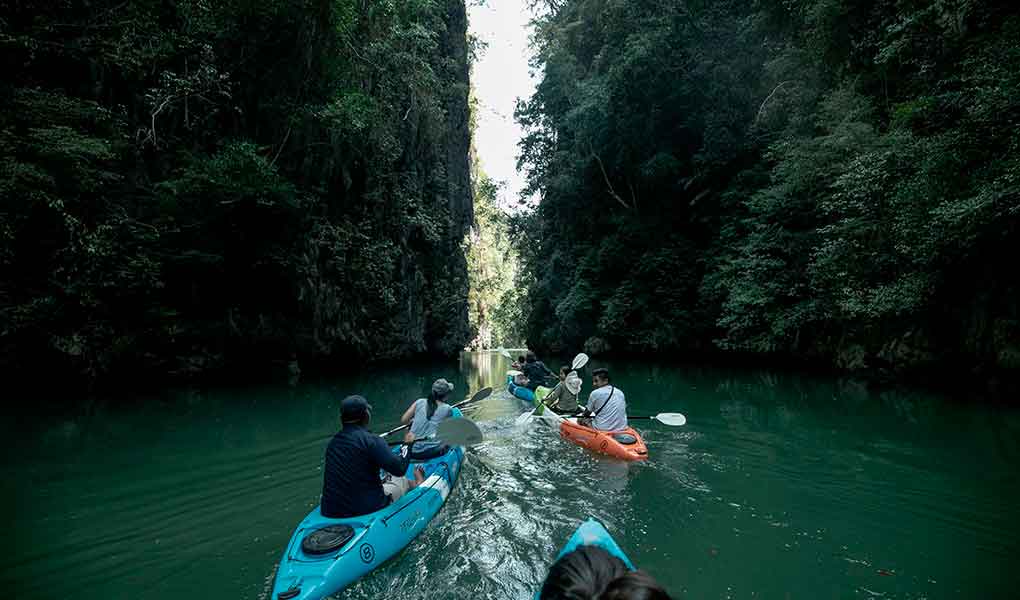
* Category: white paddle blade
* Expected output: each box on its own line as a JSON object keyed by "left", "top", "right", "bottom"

{"left": 499, "top": 348, "right": 513, "bottom": 359}
{"left": 572, "top": 353, "right": 589, "bottom": 370}
{"left": 532, "top": 410, "right": 564, "bottom": 422}
{"left": 514, "top": 410, "right": 535, "bottom": 426}
{"left": 653, "top": 413, "right": 687, "bottom": 426}
{"left": 436, "top": 418, "right": 484, "bottom": 446}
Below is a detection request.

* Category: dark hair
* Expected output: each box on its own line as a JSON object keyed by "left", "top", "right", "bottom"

{"left": 592, "top": 368, "right": 610, "bottom": 382}
{"left": 560, "top": 365, "right": 571, "bottom": 377}
{"left": 517, "top": 355, "right": 526, "bottom": 363}
{"left": 540, "top": 546, "right": 626, "bottom": 600}
{"left": 601, "top": 572, "right": 671, "bottom": 600}
{"left": 526, "top": 351, "right": 537, "bottom": 362}
{"left": 540, "top": 546, "right": 670, "bottom": 600}
{"left": 427, "top": 390, "right": 446, "bottom": 419}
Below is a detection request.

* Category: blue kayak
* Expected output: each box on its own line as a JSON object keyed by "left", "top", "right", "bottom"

{"left": 535, "top": 519, "right": 636, "bottom": 599}
{"left": 507, "top": 372, "right": 552, "bottom": 405}
{"left": 551, "top": 518, "right": 635, "bottom": 569}
{"left": 507, "top": 371, "right": 536, "bottom": 402}
{"left": 270, "top": 415, "right": 465, "bottom": 600}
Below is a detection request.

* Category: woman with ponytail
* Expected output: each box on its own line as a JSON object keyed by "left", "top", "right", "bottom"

{"left": 399, "top": 378, "right": 456, "bottom": 460}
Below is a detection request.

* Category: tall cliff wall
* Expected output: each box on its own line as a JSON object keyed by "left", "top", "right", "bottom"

{"left": 0, "top": 0, "right": 474, "bottom": 389}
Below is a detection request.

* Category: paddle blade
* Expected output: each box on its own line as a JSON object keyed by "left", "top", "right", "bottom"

{"left": 514, "top": 410, "right": 535, "bottom": 426}
{"left": 468, "top": 386, "right": 493, "bottom": 404}
{"left": 436, "top": 418, "right": 484, "bottom": 446}
{"left": 499, "top": 348, "right": 513, "bottom": 359}
{"left": 653, "top": 413, "right": 687, "bottom": 426}
{"left": 572, "top": 353, "right": 589, "bottom": 370}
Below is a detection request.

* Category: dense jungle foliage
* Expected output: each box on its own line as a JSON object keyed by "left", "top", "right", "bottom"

{"left": 1, "top": 0, "right": 473, "bottom": 388}
{"left": 515, "top": 0, "right": 1020, "bottom": 380}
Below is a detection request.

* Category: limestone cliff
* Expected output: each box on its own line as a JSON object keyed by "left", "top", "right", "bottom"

{"left": 0, "top": 0, "right": 475, "bottom": 389}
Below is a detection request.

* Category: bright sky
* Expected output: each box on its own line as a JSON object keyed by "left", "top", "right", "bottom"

{"left": 468, "top": 0, "right": 536, "bottom": 210}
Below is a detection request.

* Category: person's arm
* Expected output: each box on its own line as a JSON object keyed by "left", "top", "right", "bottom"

{"left": 371, "top": 435, "right": 411, "bottom": 476}
{"left": 545, "top": 383, "right": 563, "bottom": 408}
{"left": 541, "top": 361, "right": 555, "bottom": 377}
{"left": 400, "top": 399, "right": 418, "bottom": 425}
{"left": 581, "top": 390, "right": 597, "bottom": 417}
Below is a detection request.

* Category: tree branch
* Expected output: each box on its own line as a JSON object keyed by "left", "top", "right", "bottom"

{"left": 592, "top": 152, "right": 631, "bottom": 210}
{"left": 755, "top": 80, "right": 793, "bottom": 123}
{"left": 270, "top": 127, "right": 291, "bottom": 168}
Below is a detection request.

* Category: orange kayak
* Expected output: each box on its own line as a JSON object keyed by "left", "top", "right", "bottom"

{"left": 559, "top": 418, "right": 648, "bottom": 461}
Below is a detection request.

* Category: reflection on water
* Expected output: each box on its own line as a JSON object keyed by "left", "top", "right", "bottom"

{"left": 2, "top": 352, "right": 1019, "bottom": 600}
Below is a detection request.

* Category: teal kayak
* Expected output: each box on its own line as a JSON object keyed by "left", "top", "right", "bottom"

{"left": 270, "top": 410, "right": 465, "bottom": 600}
{"left": 551, "top": 518, "right": 635, "bottom": 569}
{"left": 536, "top": 519, "right": 635, "bottom": 599}
{"left": 507, "top": 372, "right": 552, "bottom": 407}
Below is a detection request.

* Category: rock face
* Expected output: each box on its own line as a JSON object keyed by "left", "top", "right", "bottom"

{"left": 291, "top": 0, "right": 475, "bottom": 364}
{"left": 189, "top": 0, "right": 476, "bottom": 371}
{"left": 425, "top": 0, "right": 473, "bottom": 356}
{"left": 0, "top": 1, "right": 475, "bottom": 390}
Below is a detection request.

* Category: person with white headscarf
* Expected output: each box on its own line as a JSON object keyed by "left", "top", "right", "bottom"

{"left": 543, "top": 365, "right": 583, "bottom": 414}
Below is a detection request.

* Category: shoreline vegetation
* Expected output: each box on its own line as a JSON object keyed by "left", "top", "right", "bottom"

{"left": 512, "top": 0, "right": 1019, "bottom": 394}
{"left": 2, "top": 1, "right": 1017, "bottom": 400}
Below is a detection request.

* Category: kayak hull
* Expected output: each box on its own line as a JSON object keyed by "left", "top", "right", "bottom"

{"left": 559, "top": 419, "right": 648, "bottom": 461}
{"left": 270, "top": 444, "right": 464, "bottom": 600}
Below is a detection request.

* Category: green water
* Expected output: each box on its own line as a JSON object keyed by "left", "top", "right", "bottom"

{"left": 3, "top": 352, "right": 1019, "bottom": 599}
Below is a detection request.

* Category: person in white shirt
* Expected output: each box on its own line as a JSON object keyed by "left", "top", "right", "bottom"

{"left": 579, "top": 368, "right": 627, "bottom": 431}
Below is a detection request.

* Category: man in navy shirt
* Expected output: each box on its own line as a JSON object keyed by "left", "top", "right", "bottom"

{"left": 321, "top": 395, "right": 426, "bottom": 518}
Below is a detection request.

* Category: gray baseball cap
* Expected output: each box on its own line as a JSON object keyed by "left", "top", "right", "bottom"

{"left": 431, "top": 378, "right": 454, "bottom": 395}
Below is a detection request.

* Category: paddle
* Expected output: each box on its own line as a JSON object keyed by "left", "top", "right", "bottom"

{"left": 387, "top": 418, "right": 484, "bottom": 447}
{"left": 625, "top": 413, "right": 687, "bottom": 426}
{"left": 379, "top": 386, "right": 493, "bottom": 438}
{"left": 526, "top": 412, "right": 688, "bottom": 427}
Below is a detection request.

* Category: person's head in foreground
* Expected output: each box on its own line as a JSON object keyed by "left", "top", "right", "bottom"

{"left": 340, "top": 395, "right": 371, "bottom": 427}
{"left": 540, "top": 545, "right": 671, "bottom": 600}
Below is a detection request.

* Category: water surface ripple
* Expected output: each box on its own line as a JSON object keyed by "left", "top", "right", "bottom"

{"left": 3, "top": 355, "right": 1019, "bottom": 599}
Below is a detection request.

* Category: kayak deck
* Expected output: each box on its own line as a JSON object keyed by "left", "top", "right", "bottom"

{"left": 516, "top": 398, "right": 648, "bottom": 461}
{"left": 559, "top": 418, "right": 648, "bottom": 461}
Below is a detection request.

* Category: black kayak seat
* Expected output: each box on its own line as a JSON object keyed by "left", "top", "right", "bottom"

{"left": 301, "top": 524, "right": 355, "bottom": 555}
{"left": 611, "top": 433, "right": 638, "bottom": 445}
